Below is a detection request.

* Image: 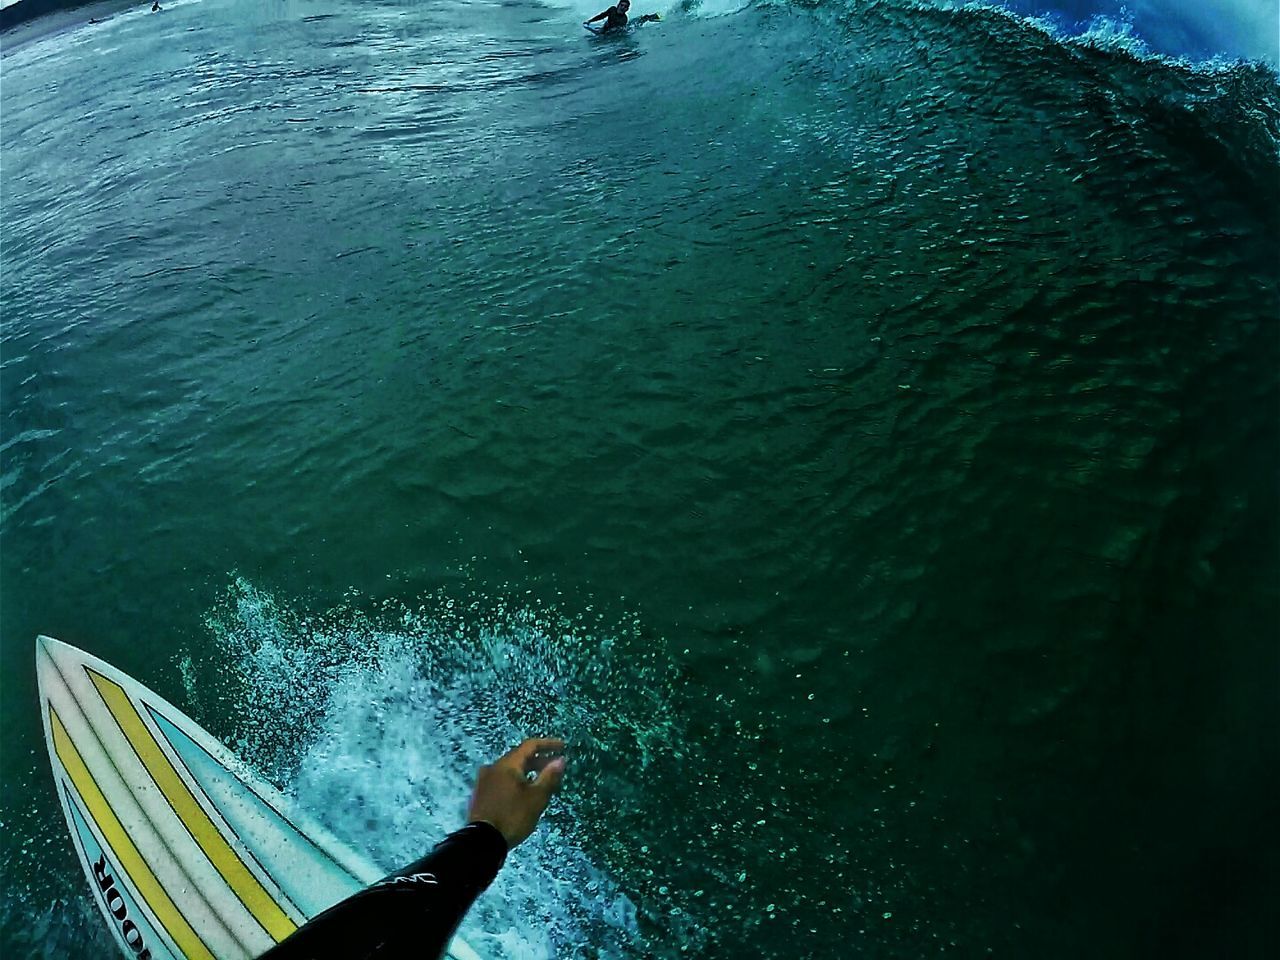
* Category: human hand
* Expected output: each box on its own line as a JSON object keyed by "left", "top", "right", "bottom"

{"left": 466, "top": 738, "right": 567, "bottom": 849}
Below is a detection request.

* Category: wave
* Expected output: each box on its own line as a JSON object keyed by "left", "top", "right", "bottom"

{"left": 743, "top": 0, "right": 1279, "bottom": 69}
{"left": 989, "top": 0, "right": 1278, "bottom": 66}
{"left": 753, "top": 0, "right": 1280, "bottom": 65}
{"left": 750, "top": 0, "right": 1279, "bottom": 209}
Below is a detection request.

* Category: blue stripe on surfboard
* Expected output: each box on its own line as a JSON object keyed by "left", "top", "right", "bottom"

{"left": 145, "top": 705, "right": 366, "bottom": 919}
{"left": 64, "top": 781, "right": 180, "bottom": 960}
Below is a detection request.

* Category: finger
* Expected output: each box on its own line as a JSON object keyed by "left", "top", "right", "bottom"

{"left": 498, "top": 738, "right": 566, "bottom": 772}
{"left": 532, "top": 756, "right": 566, "bottom": 797}
{"left": 525, "top": 749, "right": 566, "bottom": 777}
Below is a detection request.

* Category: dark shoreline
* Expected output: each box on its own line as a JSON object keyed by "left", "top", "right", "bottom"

{"left": 1, "top": 0, "right": 127, "bottom": 32}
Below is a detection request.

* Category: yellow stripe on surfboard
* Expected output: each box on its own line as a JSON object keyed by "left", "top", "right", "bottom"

{"left": 88, "top": 668, "right": 299, "bottom": 943}
{"left": 49, "top": 706, "right": 217, "bottom": 960}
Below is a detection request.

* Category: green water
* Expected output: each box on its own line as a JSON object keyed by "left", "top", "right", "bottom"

{"left": 2, "top": 0, "right": 1278, "bottom": 957}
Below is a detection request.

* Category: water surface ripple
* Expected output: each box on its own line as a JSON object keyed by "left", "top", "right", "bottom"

{"left": 2, "top": 1, "right": 1277, "bottom": 958}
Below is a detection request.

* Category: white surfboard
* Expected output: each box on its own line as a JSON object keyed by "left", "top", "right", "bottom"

{"left": 35, "top": 635, "right": 482, "bottom": 960}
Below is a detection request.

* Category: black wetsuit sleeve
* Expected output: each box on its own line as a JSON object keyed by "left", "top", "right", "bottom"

{"left": 257, "top": 821, "right": 509, "bottom": 960}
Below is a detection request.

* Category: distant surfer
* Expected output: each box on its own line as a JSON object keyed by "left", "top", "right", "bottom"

{"left": 258, "top": 738, "right": 567, "bottom": 960}
{"left": 583, "top": 0, "right": 660, "bottom": 34}
{"left": 151, "top": 2, "right": 160, "bottom": 11}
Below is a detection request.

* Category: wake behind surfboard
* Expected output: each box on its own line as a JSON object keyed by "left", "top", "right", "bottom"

{"left": 35, "top": 635, "right": 482, "bottom": 960}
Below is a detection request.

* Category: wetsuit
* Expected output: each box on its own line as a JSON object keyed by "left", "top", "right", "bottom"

{"left": 258, "top": 822, "right": 508, "bottom": 960}
{"left": 593, "top": 6, "right": 629, "bottom": 32}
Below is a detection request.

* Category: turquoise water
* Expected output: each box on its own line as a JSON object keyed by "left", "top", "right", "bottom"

{"left": 2, "top": 0, "right": 1278, "bottom": 957}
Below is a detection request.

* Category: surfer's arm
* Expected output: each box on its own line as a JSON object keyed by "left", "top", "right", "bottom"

{"left": 255, "top": 823, "right": 507, "bottom": 960}
{"left": 256, "top": 739, "right": 565, "bottom": 960}
{"left": 585, "top": 7, "right": 613, "bottom": 23}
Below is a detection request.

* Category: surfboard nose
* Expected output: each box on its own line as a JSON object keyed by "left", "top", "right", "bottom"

{"left": 36, "top": 634, "right": 70, "bottom": 664}
{"left": 36, "top": 635, "right": 60, "bottom": 690}
{"left": 35, "top": 635, "right": 83, "bottom": 692}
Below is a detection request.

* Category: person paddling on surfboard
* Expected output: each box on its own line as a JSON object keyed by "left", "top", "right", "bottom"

{"left": 584, "top": 0, "right": 660, "bottom": 33}
{"left": 258, "top": 738, "right": 567, "bottom": 960}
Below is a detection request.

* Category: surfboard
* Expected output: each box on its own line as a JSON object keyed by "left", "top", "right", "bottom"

{"left": 35, "top": 635, "right": 483, "bottom": 960}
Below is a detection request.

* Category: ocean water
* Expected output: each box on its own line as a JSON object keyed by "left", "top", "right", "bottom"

{"left": 1, "top": 0, "right": 1277, "bottom": 957}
